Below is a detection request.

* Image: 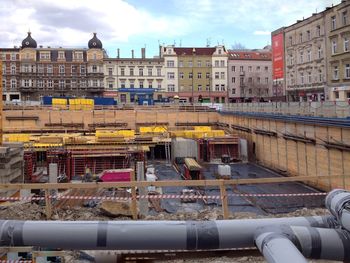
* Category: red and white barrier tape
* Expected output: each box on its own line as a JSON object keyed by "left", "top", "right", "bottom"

{"left": 0, "top": 192, "right": 327, "bottom": 202}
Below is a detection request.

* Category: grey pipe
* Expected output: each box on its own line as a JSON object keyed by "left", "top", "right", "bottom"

{"left": 255, "top": 225, "right": 350, "bottom": 262}
{"left": 255, "top": 229, "right": 307, "bottom": 263}
{"left": 0, "top": 216, "right": 335, "bottom": 250}
{"left": 325, "top": 188, "right": 350, "bottom": 231}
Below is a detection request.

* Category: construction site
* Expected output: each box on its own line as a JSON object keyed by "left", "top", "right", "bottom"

{"left": 1, "top": 78, "right": 350, "bottom": 261}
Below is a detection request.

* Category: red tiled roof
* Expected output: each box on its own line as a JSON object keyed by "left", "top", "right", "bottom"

{"left": 174, "top": 47, "right": 216, "bottom": 56}
{"left": 227, "top": 50, "right": 271, "bottom": 60}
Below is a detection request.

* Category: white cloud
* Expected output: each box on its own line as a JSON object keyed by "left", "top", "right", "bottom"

{"left": 0, "top": 0, "right": 188, "bottom": 48}
{"left": 254, "top": 31, "right": 271, "bottom": 36}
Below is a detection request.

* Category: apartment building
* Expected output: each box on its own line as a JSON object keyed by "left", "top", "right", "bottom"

{"left": 103, "top": 48, "right": 164, "bottom": 104}
{"left": 1, "top": 32, "right": 106, "bottom": 101}
{"left": 1, "top": 48, "right": 21, "bottom": 101}
{"left": 326, "top": 1, "right": 350, "bottom": 101}
{"left": 284, "top": 12, "right": 327, "bottom": 102}
{"left": 228, "top": 48, "right": 272, "bottom": 102}
{"left": 162, "top": 46, "right": 227, "bottom": 103}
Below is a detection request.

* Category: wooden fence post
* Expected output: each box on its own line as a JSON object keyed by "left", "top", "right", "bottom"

{"left": 219, "top": 180, "right": 229, "bottom": 219}
{"left": 130, "top": 170, "right": 138, "bottom": 220}
{"left": 44, "top": 189, "right": 52, "bottom": 219}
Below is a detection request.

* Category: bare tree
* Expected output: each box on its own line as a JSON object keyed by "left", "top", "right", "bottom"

{"left": 231, "top": 42, "right": 246, "bottom": 50}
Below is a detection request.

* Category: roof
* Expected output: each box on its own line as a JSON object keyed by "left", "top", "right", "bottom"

{"left": 174, "top": 47, "right": 216, "bottom": 56}
{"left": 227, "top": 50, "right": 271, "bottom": 61}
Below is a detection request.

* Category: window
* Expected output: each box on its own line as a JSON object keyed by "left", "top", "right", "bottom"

{"left": 300, "top": 72, "right": 304, "bottom": 84}
{"left": 290, "top": 55, "right": 294, "bottom": 65}
{"left": 215, "top": 60, "right": 219, "bottom": 67}
{"left": 71, "top": 80, "right": 77, "bottom": 88}
{"left": 139, "top": 68, "right": 143, "bottom": 76}
{"left": 265, "top": 66, "right": 268, "bottom": 72}
{"left": 139, "top": 81, "right": 144, "bottom": 88}
{"left": 59, "top": 80, "right": 65, "bottom": 88}
{"left": 240, "top": 66, "right": 243, "bottom": 72}
{"left": 179, "top": 72, "right": 184, "bottom": 79}
{"left": 332, "top": 40, "right": 337, "bottom": 54}
{"left": 335, "top": 91, "right": 339, "bottom": 99}
{"left": 11, "top": 65, "right": 16, "bottom": 74}
{"left": 256, "top": 66, "right": 260, "bottom": 71}
{"left": 197, "top": 60, "right": 202, "bottom": 67}
{"left": 248, "top": 66, "right": 252, "bottom": 72}
{"left": 74, "top": 52, "right": 83, "bottom": 60}
{"left": 167, "top": 84, "right": 175, "bottom": 92}
{"left": 40, "top": 52, "right": 50, "bottom": 60}
{"left": 215, "top": 72, "right": 219, "bottom": 79}
{"left": 331, "top": 16, "right": 336, "bottom": 30}
{"left": 11, "top": 79, "right": 16, "bottom": 89}
{"left": 157, "top": 68, "right": 161, "bottom": 76}
{"left": 93, "top": 80, "right": 98, "bottom": 87}
{"left": 206, "top": 72, "right": 210, "bottom": 79}
{"left": 80, "top": 65, "right": 85, "bottom": 74}
{"left": 257, "top": 77, "right": 261, "bottom": 84}
{"left": 24, "top": 79, "right": 29, "bottom": 87}
{"left": 240, "top": 77, "right": 244, "bottom": 86}
{"left": 189, "top": 72, "right": 193, "bottom": 79}
{"left": 220, "top": 60, "right": 225, "bottom": 67}
{"left": 188, "top": 61, "right": 193, "bottom": 67}
{"left": 120, "top": 81, "right": 125, "bottom": 88}
{"left": 289, "top": 36, "right": 293, "bottom": 45}
{"left": 232, "top": 89, "right": 236, "bottom": 95}
{"left": 80, "top": 80, "right": 86, "bottom": 87}
{"left": 265, "top": 77, "right": 269, "bottom": 84}
{"left": 37, "top": 64, "right": 44, "bottom": 74}
{"left": 345, "top": 64, "right": 350, "bottom": 79}
{"left": 197, "top": 72, "right": 202, "bottom": 79}
{"left": 120, "top": 68, "right": 125, "bottom": 76}
{"left": 71, "top": 65, "right": 77, "bottom": 75}
{"left": 148, "top": 68, "right": 152, "bottom": 76}
{"left": 206, "top": 85, "right": 210, "bottom": 91}
{"left": 130, "top": 80, "right": 134, "bottom": 88}
{"left": 179, "top": 61, "right": 183, "bottom": 67}
{"left": 307, "top": 30, "right": 311, "bottom": 41}
{"left": 92, "top": 65, "right": 98, "bottom": 73}
{"left": 206, "top": 60, "right": 211, "bottom": 67}
{"left": 59, "top": 65, "right": 65, "bottom": 74}
{"left": 308, "top": 72, "right": 312, "bottom": 83}
{"left": 215, "top": 84, "right": 219, "bottom": 91}
{"left": 167, "top": 72, "right": 175, "bottom": 79}
{"left": 220, "top": 72, "right": 225, "bottom": 79}
{"left": 248, "top": 77, "right": 253, "bottom": 83}
{"left": 318, "top": 47, "right": 322, "bottom": 59}
{"left": 221, "top": 84, "right": 225, "bottom": 91}
{"left": 318, "top": 70, "right": 323, "bottom": 82}
{"left": 300, "top": 52, "right": 303, "bottom": 63}
{"left": 108, "top": 67, "right": 113, "bottom": 75}
{"left": 108, "top": 82, "right": 113, "bottom": 89}
{"left": 11, "top": 53, "right": 16, "bottom": 61}
{"left": 130, "top": 68, "right": 134, "bottom": 76}
{"left": 23, "top": 64, "right": 29, "bottom": 73}
{"left": 231, "top": 66, "right": 236, "bottom": 72}
{"left": 198, "top": 85, "right": 202, "bottom": 91}
{"left": 344, "top": 37, "right": 349, "bottom": 52}
{"left": 343, "top": 11, "right": 347, "bottom": 26}
{"left": 37, "top": 79, "right": 43, "bottom": 88}
{"left": 316, "top": 25, "right": 321, "bottom": 37}
{"left": 307, "top": 50, "right": 311, "bottom": 62}
{"left": 166, "top": 60, "right": 174, "bottom": 67}
{"left": 157, "top": 81, "right": 161, "bottom": 89}
{"left": 48, "top": 80, "right": 53, "bottom": 88}
{"left": 333, "top": 66, "right": 339, "bottom": 80}
{"left": 299, "top": 33, "right": 303, "bottom": 43}
{"left": 232, "top": 77, "right": 236, "bottom": 83}
{"left": 58, "top": 52, "right": 65, "bottom": 60}
{"left": 148, "top": 82, "right": 152, "bottom": 88}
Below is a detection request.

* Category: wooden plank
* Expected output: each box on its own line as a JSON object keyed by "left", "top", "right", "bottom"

{"left": 219, "top": 181, "right": 229, "bottom": 219}
{"left": 130, "top": 170, "right": 138, "bottom": 220}
{"left": 44, "top": 189, "right": 52, "bottom": 219}
{"left": 0, "top": 175, "right": 347, "bottom": 191}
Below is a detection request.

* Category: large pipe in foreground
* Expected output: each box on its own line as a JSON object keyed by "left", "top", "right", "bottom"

{"left": 0, "top": 216, "right": 335, "bottom": 250}
{"left": 325, "top": 189, "right": 350, "bottom": 231}
{"left": 255, "top": 225, "right": 350, "bottom": 262}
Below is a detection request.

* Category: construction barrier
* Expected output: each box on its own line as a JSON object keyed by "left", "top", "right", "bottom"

{"left": 139, "top": 126, "right": 167, "bottom": 134}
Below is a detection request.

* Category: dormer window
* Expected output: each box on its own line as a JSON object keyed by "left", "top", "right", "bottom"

{"left": 58, "top": 51, "right": 65, "bottom": 60}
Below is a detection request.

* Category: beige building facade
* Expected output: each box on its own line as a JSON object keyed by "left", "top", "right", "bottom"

{"left": 326, "top": 1, "right": 350, "bottom": 101}
{"left": 284, "top": 12, "right": 327, "bottom": 102}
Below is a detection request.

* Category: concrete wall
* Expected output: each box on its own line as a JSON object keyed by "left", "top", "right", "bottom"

{"left": 220, "top": 113, "right": 350, "bottom": 191}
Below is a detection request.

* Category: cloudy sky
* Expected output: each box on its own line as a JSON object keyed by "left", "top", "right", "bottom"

{"left": 0, "top": 0, "right": 341, "bottom": 58}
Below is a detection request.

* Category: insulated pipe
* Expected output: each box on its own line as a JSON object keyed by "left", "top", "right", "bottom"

{"left": 255, "top": 231, "right": 307, "bottom": 263}
{"left": 0, "top": 216, "right": 335, "bottom": 250}
{"left": 255, "top": 225, "right": 350, "bottom": 262}
{"left": 325, "top": 189, "right": 350, "bottom": 231}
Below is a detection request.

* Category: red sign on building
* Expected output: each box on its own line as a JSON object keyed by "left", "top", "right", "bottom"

{"left": 272, "top": 32, "right": 284, "bottom": 80}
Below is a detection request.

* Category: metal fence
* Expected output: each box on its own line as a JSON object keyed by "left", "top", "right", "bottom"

{"left": 221, "top": 102, "right": 350, "bottom": 118}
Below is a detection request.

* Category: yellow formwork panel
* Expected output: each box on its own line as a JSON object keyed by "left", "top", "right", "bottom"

{"left": 4, "top": 134, "right": 31, "bottom": 142}
{"left": 140, "top": 126, "right": 167, "bottom": 134}
{"left": 52, "top": 98, "right": 67, "bottom": 105}
{"left": 194, "top": 126, "right": 212, "bottom": 132}
{"left": 96, "top": 130, "right": 135, "bottom": 139}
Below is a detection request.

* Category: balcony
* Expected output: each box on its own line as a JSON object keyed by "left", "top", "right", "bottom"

{"left": 19, "top": 86, "right": 36, "bottom": 93}
{"left": 87, "top": 86, "right": 105, "bottom": 92}
{"left": 239, "top": 71, "right": 245, "bottom": 76}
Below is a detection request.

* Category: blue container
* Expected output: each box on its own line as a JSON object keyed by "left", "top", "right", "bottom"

{"left": 42, "top": 96, "right": 53, "bottom": 105}
{"left": 93, "top": 97, "right": 116, "bottom": 105}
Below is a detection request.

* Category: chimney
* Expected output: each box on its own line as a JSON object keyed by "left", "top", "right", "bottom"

{"left": 131, "top": 49, "right": 134, "bottom": 58}
{"left": 141, "top": 48, "right": 146, "bottom": 59}
{"left": 117, "top": 48, "right": 120, "bottom": 59}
